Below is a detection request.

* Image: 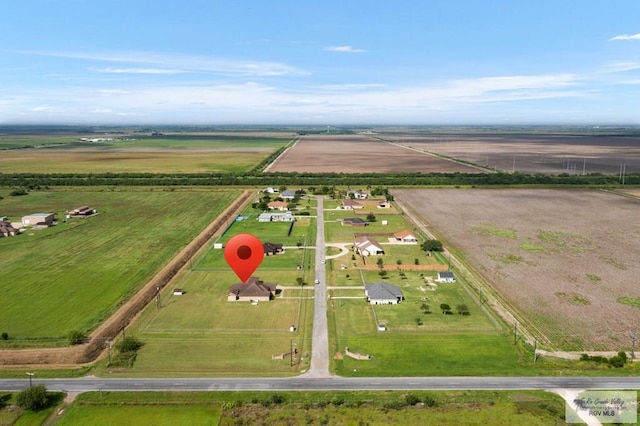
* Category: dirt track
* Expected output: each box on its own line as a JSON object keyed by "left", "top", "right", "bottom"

{"left": 0, "top": 190, "right": 254, "bottom": 367}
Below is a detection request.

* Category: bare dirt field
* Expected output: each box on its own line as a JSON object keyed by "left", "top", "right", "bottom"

{"left": 268, "top": 134, "right": 481, "bottom": 173}
{"left": 384, "top": 134, "right": 640, "bottom": 175}
{"left": 394, "top": 188, "right": 640, "bottom": 351}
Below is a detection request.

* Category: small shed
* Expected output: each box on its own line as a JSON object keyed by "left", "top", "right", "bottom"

{"left": 173, "top": 289, "right": 185, "bottom": 295}
{"left": 436, "top": 271, "right": 456, "bottom": 283}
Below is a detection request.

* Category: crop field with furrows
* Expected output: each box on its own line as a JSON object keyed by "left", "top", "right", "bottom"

{"left": 0, "top": 134, "right": 291, "bottom": 173}
{"left": 382, "top": 133, "right": 640, "bottom": 174}
{"left": 0, "top": 188, "right": 241, "bottom": 343}
{"left": 394, "top": 188, "right": 640, "bottom": 350}
{"left": 268, "top": 134, "right": 481, "bottom": 173}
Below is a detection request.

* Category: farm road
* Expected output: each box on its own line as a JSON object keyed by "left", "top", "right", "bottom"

{"left": 305, "top": 196, "right": 330, "bottom": 378}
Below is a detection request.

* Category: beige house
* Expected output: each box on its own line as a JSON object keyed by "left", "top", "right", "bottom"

{"left": 228, "top": 277, "right": 277, "bottom": 302}
{"left": 22, "top": 213, "right": 55, "bottom": 227}
{"left": 267, "top": 201, "right": 289, "bottom": 211}
{"left": 393, "top": 230, "right": 418, "bottom": 243}
{"left": 341, "top": 199, "right": 364, "bottom": 209}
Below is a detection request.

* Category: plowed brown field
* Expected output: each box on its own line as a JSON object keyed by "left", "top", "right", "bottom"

{"left": 387, "top": 133, "right": 640, "bottom": 175}
{"left": 394, "top": 188, "right": 640, "bottom": 350}
{"left": 268, "top": 134, "right": 481, "bottom": 173}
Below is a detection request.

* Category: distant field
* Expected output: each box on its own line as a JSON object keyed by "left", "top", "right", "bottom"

{"left": 384, "top": 133, "right": 640, "bottom": 174}
{"left": 394, "top": 188, "right": 640, "bottom": 350}
{"left": 269, "top": 134, "right": 480, "bottom": 173}
{"left": 0, "top": 134, "right": 291, "bottom": 173}
{"left": 0, "top": 188, "right": 240, "bottom": 342}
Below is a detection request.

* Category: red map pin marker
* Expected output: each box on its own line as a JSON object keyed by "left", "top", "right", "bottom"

{"left": 224, "top": 233, "right": 264, "bottom": 283}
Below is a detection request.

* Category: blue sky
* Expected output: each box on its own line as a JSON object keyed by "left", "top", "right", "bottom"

{"left": 1, "top": 1, "right": 640, "bottom": 125}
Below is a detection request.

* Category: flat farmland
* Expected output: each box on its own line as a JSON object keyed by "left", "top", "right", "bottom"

{"left": 268, "top": 134, "right": 480, "bottom": 173}
{"left": 0, "top": 188, "right": 241, "bottom": 343}
{"left": 0, "top": 134, "right": 291, "bottom": 173}
{"left": 385, "top": 133, "right": 640, "bottom": 174}
{"left": 394, "top": 188, "right": 640, "bottom": 350}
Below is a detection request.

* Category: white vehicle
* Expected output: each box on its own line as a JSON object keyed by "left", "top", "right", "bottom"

{"left": 314, "top": 279, "right": 320, "bottom": 285}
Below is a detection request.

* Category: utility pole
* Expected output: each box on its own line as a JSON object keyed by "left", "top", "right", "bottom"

{"left": 290, "top": 338, "right": 294, "bottom": 367}
{"left": 26, "top": 372, "right": 34, "bottom": 388}
{"left": 631, "top": 333, "right": 637, "bottom": 359}
{"left": 513, "top": 322, "right": 518, "bottom": 345}
{"left": 533, "top": 339, "right": 537, "bottom": 363}
{"left": 156, "top": 286, "right": 161, "bottom": 309}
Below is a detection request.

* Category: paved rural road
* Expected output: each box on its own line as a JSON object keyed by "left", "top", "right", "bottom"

{"left": 306, "top": 195, "right": 330, "bottom": 377}
{"left": 2, "top": 376, "right": 640, "bottom": 392}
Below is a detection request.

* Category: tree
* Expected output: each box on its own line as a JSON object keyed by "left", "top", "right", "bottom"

{"left": 376, "top": 257, "right": 384, "bottom": 269}
{"left": 366, "top": 212, "right": 377, "bottom": 222}
{"left": 296, "top": 277, "right": 304, "bottom": 286}
{"left": 456, "top": 304, "right": 470, "bottom": 315}
{"left": 1, "top": 332, "right": 7, "bottom": 340}
{"left": 440, "top": 303, "right": 451, "bottom": 314}
{"left": 421, "top": 239, "right": 443, "bottom": 252}
{"left": 420, "top": 303, "right": 430, "bottom": 314}
{"left": 17, "top": 385, "right": 49, "bottom": 411}
{"left": 414, "top": 317, "right": 423, "bottom": 326}
{"left": 414, "top": 258, "right": 419, "bottom": 265}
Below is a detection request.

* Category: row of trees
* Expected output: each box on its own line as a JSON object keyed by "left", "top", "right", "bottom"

{"left": 1, "top": 171, "right": 636, "bottom": 188}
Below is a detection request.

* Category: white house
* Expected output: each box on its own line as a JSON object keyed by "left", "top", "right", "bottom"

{"left": 258, "top": 212, "right": 295, "bottom": 222}
{"left": 347, "top": 190, "right": 368, "bottom": 199}
{"left": 354, "top": 236, "right": 384, "bottom": 256}
{"left": 436, "top": 271, "right": 456, "bottom": 283}
{"left": 341, "top": 199, "right": 364, "bottom": 210}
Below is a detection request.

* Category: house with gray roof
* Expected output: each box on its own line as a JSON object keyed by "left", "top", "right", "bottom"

{"left": 364, "top": 282, "right": 404, "bottom": 305}
{"left": 436, "top": 271, "right": 456, "bottom": 283}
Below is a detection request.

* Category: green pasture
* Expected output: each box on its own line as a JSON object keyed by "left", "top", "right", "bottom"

{"left": 117, "top": 268, "right": 313, "bottom": 375}
{"left": 0, "top": 134, "right": 78, "bottom": 149}
{"left": 0, "top": 188, "right": 241, "bottom": 342}
{"left": 57, "top": 404, "right": 223, "bottom": 426}
{"left": 0, "top": 134, "right": 291, "bottom": 173}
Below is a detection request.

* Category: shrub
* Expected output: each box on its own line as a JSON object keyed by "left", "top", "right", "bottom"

{"left": 9, "top": 188, "right": 28, "bottom": 197}
{"left": 423, "top": 395, "right": 438, "bottom": 407}
{"left": 1, "top": 332, "right": 8, "bottom": 340}
{"left": 68, "top": 330, "right": 86, "bottom": 345}
{"left": 16, "top": 385, "right": 49, "bottom": 411}
{"left": 404, "top": 393, "right": 420, "bottom": 406}
{"left": 116, "top": 336, "right": 143, "bottom": 353}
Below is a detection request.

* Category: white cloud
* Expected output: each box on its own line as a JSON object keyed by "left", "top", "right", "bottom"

{"left": 92, "top": 68, "right": 189, "bottom": 75}
{"left": 17, "top": 50, "right": 306, "bottom": 76}
{"left": 600, "top": 62, "right": 640, "bottom": 73}
{"left": 324, "top": 45, "right": 366, "bottom": 53}
{"left": 609, "top": 33, "right": 640, "bottom": 41}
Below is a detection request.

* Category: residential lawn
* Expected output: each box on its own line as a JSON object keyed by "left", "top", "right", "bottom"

{"left": 0, "top": 188, "right": 241, "bottom": 342}
{"left": 114, "top": 227, "right": 316, "bottom": 375}
{"left": 324, "top": 210, "right": 416, "bottom": 242}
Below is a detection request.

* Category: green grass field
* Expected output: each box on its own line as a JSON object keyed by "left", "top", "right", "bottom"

{"left": 0, "top": 188, "right": 241, "bottom": 343}
{"left": 54, "top": 390, "right": 568, "bottom": 425}
{"left": 0, "top": 134, "right": 291, "bottom": 173}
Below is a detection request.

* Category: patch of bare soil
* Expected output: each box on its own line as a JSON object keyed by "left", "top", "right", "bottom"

{"left": 394, "top": 188, "right": 640, "bottom": 350}
{"left": 269, "top": 134, "right": 480, "bottom": 173}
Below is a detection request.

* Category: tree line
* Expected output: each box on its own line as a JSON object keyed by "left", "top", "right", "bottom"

{"left": 0, "top": 171, "right": 637, "bottom": 188}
